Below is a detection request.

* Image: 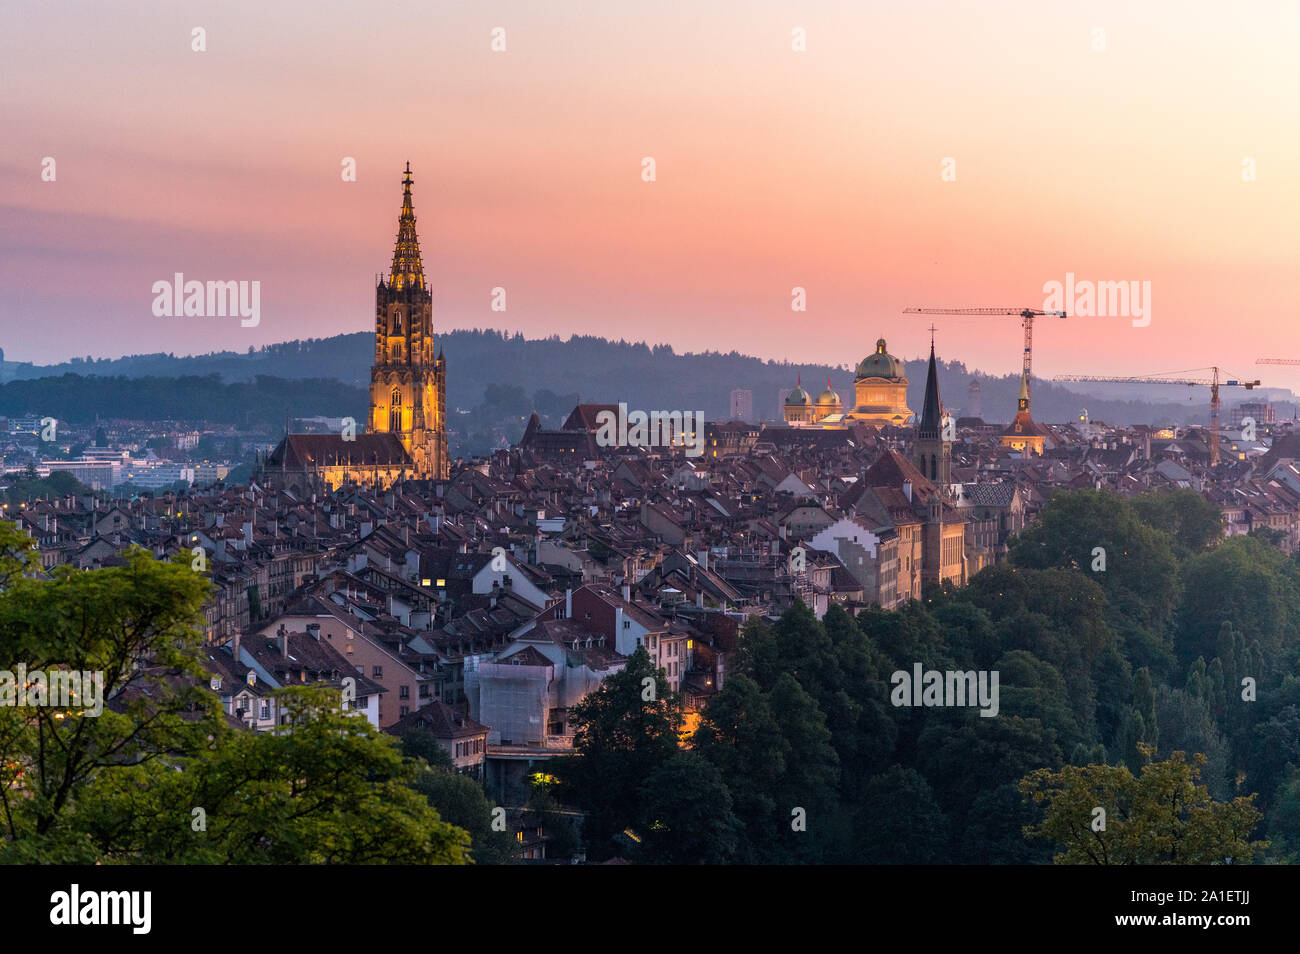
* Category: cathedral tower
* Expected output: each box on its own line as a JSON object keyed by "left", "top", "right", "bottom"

{"left": 369, "top": 163, "right": 448, "bottom": 479}
{"left": 913, "top": 335, "right": 951, "bottom": 489}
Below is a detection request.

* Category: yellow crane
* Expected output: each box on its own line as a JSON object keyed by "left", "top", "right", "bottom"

{"left": 1053, "top": 367, "right": 1260, "bottom": 466}
{"left": 903, "top": 306, "right": 1066, "bottom": 402}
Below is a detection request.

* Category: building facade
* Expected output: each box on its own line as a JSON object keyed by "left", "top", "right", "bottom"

{"left": 368, "top": 163, "right": 449, "bottom": 481}
{"left": 259, "top": 164, "right": 448, "bottom": 492}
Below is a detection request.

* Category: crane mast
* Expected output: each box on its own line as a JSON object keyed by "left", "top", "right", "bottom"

{"left": 903, "top": 307, "right": 1066, "bottom": 401}
{"left": 1054, "top": 367, "right": 1259, "bottom": 467}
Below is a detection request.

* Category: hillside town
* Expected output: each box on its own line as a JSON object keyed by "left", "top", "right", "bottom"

{"left": 6, "top": 169, "right": 1297, "bottom": 864}
{"left": 7, "top": 335, "right": 1298, "bottom": 857}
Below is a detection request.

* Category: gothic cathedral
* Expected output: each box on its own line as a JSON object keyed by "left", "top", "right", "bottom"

{"left": 369, "top": 163, "right": 449, "bottom": 480}
{"left": 258, "top": 164, "right": 449, "bottom": 492}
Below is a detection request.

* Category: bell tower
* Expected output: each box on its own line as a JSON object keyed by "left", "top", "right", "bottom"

{"left": 913, "top": 329, "right": 951, "bottom": 490}
{"left": 369, "top": 163, "right": 448, "bottom": 479}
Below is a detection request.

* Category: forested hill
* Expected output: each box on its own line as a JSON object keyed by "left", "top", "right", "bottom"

{"left": 3, "top": 329, "right": 1222, "bottom": 427}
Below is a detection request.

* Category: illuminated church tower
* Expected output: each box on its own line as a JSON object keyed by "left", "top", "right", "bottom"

{"left": 369, "top": 163, "right": 448, "bottom": 479}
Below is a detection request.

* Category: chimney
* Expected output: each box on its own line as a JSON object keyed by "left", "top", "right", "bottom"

{"left": 565, "top": 587, "right": 572, "bottom": 619}
{"left": 621, "top": 582, "right": 631, "bottom": 603}
{"left": 232, "top": 630, "right": 241, "bottom": 661}
{"left": 697, "top": 550, "right": 708, "bottom": 571}
{"left": 242, "top": 521, "right": 253, "bottom": 547}
{"left": 307, "top": 623, "right": 321, "bottom": 640}
{"left": 903, "top": 480, "right": 913, "bottom": 502}
{"left": 277, "top": 624, "right": 289, "bottom": 658}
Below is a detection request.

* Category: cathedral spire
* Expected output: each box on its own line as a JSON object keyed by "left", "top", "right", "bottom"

{"left": 917, "top": 338, "right": 943, "bottom": 439}
{"left": 390, "top": 162, "right": 426, "bottom": 291}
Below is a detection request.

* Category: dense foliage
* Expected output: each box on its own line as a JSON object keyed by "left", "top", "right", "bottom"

{"left": 557, "top": 488, "right": 1287, "bottom": 864}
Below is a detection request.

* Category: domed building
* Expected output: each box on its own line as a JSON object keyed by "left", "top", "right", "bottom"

{"left": 813, "top": 379, "right": 842, "bottom": 423}
{"left": 844, "top": 338, "right": 914, "bottom": 426}
{"left": 783, "top": 375, "right": 814, "bottom": 423}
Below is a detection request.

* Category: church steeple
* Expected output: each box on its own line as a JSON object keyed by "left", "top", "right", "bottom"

{"left": 913, "top": 331, "right": 951, "bottom": 489}
{"left": 999, "top": 368, "right": 1046, "bottom": 456}
{"left": 390, "top": 162, "right": 425, "bottom": 292}
{"left": 917, "top": 335, "right": 943, "bottom": 440}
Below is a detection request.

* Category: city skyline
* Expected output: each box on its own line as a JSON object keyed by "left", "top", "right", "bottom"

{"left": 3, "top": 1, "right": 1298, "bottom": 382}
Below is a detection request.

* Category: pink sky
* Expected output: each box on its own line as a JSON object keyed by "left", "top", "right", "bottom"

{"left": 2, "top": 0, "right": 1298, "bottom": 385}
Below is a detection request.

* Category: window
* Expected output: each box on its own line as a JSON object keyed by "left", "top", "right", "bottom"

{"left": 389, "top": 388, "right": 403, "bottom": 432}
{"left": 259, "top": 700, "right": 271, "bottom": 720}
{"left": 372, "top": 666, "right": 383, "bottom": 678}
{"left": 623, "top": 620, "right": 630, "bottom": 630}
{"left": 399, "top": 685, "right": 410, "bottom": 699}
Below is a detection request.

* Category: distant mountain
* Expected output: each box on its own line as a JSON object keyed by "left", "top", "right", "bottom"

{"left": 1, "top": 330, "right": 1272, "bottom": 442}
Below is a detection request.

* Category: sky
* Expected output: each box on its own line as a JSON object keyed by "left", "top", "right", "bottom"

{"left": 2, "top": 0, "right": 1299, "bottom": 387}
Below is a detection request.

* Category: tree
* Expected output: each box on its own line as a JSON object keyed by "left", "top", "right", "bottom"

{"left": 637, "top": 752, "right": 740, "bottom": 864}
{"left": 917, "top": 715, "right": 1064, "bottom": 826}
{"left": 400, "top": 727, "right": 455, "bottom": 771}
{"left": 551, "top": 647, "right": 681, "bottom": 859}
{"left": 1175, "top": 535, "right": 1296, "bottom": 674}
{"left": 411, "top": 765, "right": 514, "bottom": 864}
{"left": 692, "top": 673, "right": 787, "bottom": 862}
{"left": 1009, "top": 489, "right": 1179, "bottom": 652}
{"left": 857, "top": 767, "right": 950, "bottom": 864}
{"left": 1020, "top": 748, "right": 1266, "bottom": 864}
{"left": 1152, "top": 685, "right": 1230, "bottom": 800}
{"left": 1131, "top": 489, "right": 1223, "bottom": 558}
{"left": 0, "top": 546, "right": 219, "bottom": 852}
{"left": 68, "top": 688, "right": 471, "bottom": 864}
{"left": 1264, "top": 766, "right": 1300, "bottom": 862}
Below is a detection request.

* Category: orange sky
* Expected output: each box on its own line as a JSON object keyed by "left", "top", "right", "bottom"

{"left": 2, "top": 0, "right": 1298, "bottom": 386}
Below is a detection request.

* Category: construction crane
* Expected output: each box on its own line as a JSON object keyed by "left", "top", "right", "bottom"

{"left": 1257, "top": 358, "right": 1300, "bottom": 366}
{"left": 903, "top": 307, "right": 1066, "bottom": 401}
{"left": 1053, "top": 367, "right": 1260, "bottom": 466}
